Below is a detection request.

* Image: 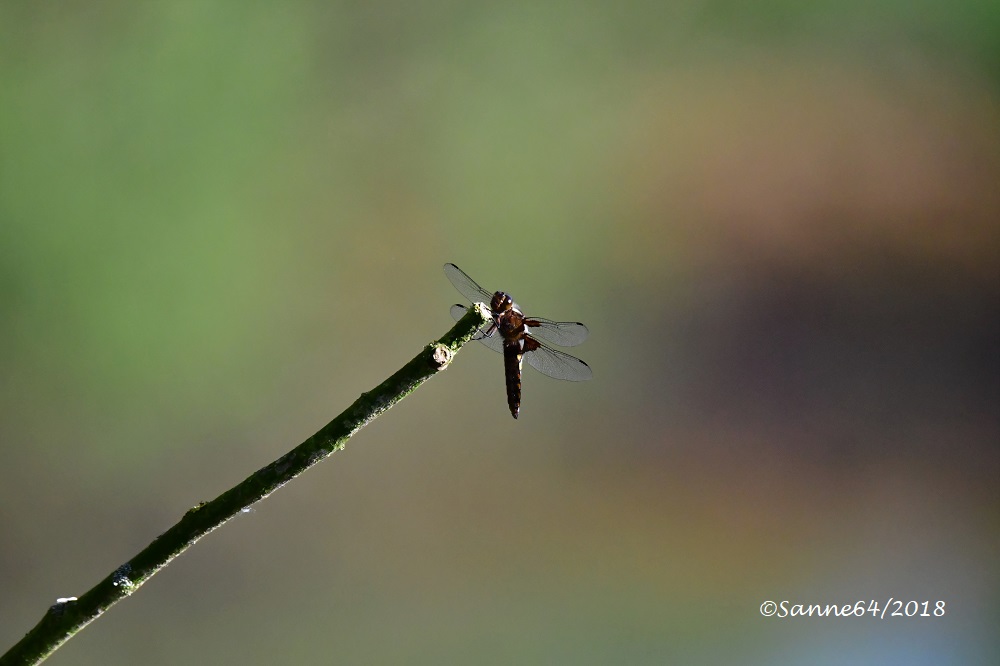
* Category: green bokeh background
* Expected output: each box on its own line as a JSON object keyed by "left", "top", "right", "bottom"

{"left": 2, "top": 2, "right": 998, "bottom": 664}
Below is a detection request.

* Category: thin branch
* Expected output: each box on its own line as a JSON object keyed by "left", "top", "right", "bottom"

{"left": 0, "top": 304, "right": 490, "bottom": 666}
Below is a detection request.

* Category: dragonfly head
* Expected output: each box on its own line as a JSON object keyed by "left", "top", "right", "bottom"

{"left": 490, "top": 291, "right": 515, "bottom": 314}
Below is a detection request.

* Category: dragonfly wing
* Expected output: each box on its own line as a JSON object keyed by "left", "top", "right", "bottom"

{"left": 524, "top": 344, "right": 593, "bottom": 381}
{"left": 444, "top": 263, "right": 494, "bottom": 305}
{"left": 475, "top": 328, "right": 504, "bottom": 353}
{"left": 523, "top": 317, "right": 589, "bottom": 347}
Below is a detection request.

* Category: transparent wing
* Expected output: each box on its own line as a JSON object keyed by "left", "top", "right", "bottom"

{"left": 523, "top": 317, "right": 589, "bottom": 347}
{"left": 524, "top": 344, "right": 593, "bottom": 381}
{"left": 450, "top": 304, "right": 502, "bottom": 352}
{"left": 444, "top": 263, "right": 494, "bottom": 305}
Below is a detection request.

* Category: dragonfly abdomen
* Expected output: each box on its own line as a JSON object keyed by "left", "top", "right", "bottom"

{"left": 502, "top": 344, "right": 522, "bottom": 419}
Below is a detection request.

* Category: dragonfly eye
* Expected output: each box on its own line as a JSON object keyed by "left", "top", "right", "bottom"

{"left": 491, "top": 291, "right": 514, "bottom": 312}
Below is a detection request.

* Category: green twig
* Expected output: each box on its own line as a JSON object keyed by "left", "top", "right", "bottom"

{"left": 0, "top": 304, "right": 490, "bottom": 666}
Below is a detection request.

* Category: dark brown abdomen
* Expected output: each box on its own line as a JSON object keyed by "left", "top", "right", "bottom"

{"left": 503, "top": 344, "right": 522, "bottom": 419}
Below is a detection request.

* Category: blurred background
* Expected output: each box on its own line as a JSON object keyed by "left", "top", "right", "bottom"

{"left": 1, "top": 2, "right": 997, "bottom": 664}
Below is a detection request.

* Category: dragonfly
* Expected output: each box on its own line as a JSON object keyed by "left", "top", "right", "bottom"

{"left": 444, "top": 263, "right": 592, "bottom": 419}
